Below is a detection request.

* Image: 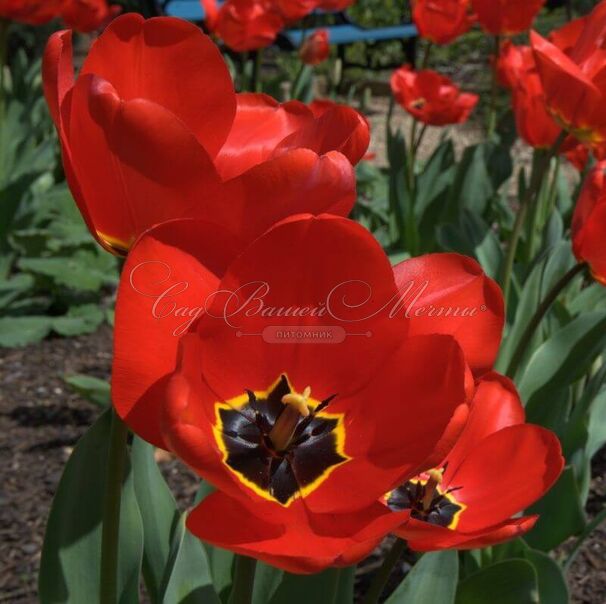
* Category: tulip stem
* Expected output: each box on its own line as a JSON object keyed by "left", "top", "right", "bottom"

{"left": 100, "top": 409, "right": 129, "bottom": 604}
{"left": 500, "top": 131, "right": 566, "bottom": 304}
{"left": 251, "top": 49, "right": 263, "bottom": 93}
{"left": 506, "top": 262, "right": 587, "bottom": 379}
{"left": 0, "top": 19, "right": 8, "bottom": 120}
{"left": 487, "top": 35, "right": 501, "bottom": 138}
{"left": 228, "top": 555, "right": 257, "bottom": 604}
{"left": 361, "top": 538, "right": 406, "bottom": 604}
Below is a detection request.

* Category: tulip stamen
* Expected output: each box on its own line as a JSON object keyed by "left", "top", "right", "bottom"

{"left": 269, "top": 386, "right": 312, "bottom": 451}
{"left": 421, "top": 468, "right": 444, "bottom": 511}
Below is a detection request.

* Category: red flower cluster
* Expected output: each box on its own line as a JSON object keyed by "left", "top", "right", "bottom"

{"left": 573, "top": 162, "right": 606, "bottom": 285}
{"left": 299, "top": 29, "right": 330, "bottom": 65}
{"left": 472, "top": 0, "right": 545, "bottom": 36}
{"left": 391, "top": 66, "right": 478, "bottom": 126}
{"left": 532, "top": 1, "right": 606, "bottom": 145}
{"left": 43, "top": 14, "right": 369, "bottom": 254}
{"left": 0, "top": 0, "right": 118, "bottom": 32}
{"left": 44, "top": 13, "right": 565, "bottom": 573}
{"left": 412, "top": 0, "right": 474, "bottom": 46}
{"left": 202, "top": 0, "right": 351, "bottom": 51}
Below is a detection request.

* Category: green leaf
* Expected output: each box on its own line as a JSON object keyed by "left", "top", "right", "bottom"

{"left": 456, "top": 559, "right": 539, "bottom": 604}
{"left": 52, "top": 304, "right": 105, "bottom": 337}
{"left": 0, "top": 315, "right": 50, "bottom": 347}
{"left": 524, "top": 467, "right": 586, "bottom": 551}
{"left": 522, "top": 549, "right": 568, "bottom": 604}
{"left": 252, "top": 564, "right": 284, "bottom": 604}
{"left": 63, "top": 374, "right": 110, "bottom": 407}
{"left": 39, "top": 411, "right": 144, "bottom": 604}
{"left": 269, "top": 568, "right": 346, "bottom": 604}
{"left": 518, "top": 311, "right": 606, "bottom": 410}
{"left": 386, "top": 551, "right": 458, "bottom": 603}
{"left": 131, "top": 437, "right": 180, "bottom": 603}
{"left": 161, "top": 513, "right": 220, "bottom": 604}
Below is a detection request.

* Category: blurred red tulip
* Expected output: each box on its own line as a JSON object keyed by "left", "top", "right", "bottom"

{"left": 299, "top": 29, "right": 330, "bottom": 65}
{"left": 498, "top": 42, "right": 560, "bottom": 148}
{"left": 389, "top": 373, "right": 563, "bottom": 550}
{"left": 43, "top": 14, "right": 369, "bottom": 254}
{"left": 273, "top": 0, "right": 317, "bottom": 21}
{"left": 471, "top": 0, "right": 544, "bottom": 35}
{"left": 0, "top": 0, "right": 64, "bottom": 25}
{"left": 0, "top": 0, "right": 116, "bottom": 31}
{"left": 573, "top": 162, "right": 606, "bottom": 285}
{"left": 391, "top": 66, "right": 478, "bottom": 126}
{"left": 205, "top": 0, "right": 284, "bottom": 51}
{"left": 412, "top": 0, "right": 474, "bottom": 46}
{"left": 532, "top": 1, "right": 606, "bottom": 144}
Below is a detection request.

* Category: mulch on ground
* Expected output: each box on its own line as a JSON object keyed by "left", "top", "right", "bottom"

{"left": 0, "top": 328, "right": 604, "bottom": 603}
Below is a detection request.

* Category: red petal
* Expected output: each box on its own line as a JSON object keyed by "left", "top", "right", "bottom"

{"left": 396, "top": 515, "right": 537, "bottom": 551}
{"left": 195, "top": 214, "right": 402, "bottom": 405}
{"left": 446, "top": 425, "right": 563, "bottom": 532}
{"left": 81, "top": 13, "right": 235, "bottom": 157}
{"left": 444, "top": 372, "right": 525, "bottom": 478}
{"left": 273, "top": 103, "right": 370, "bottom": 166}
{"left": 66, "top": 74, "right": 221, "bottom": 251}
{"left": 112, "top": 219, "right": 243, "bottom": 447}
{"left": 393, "top": 253, "right": 504, "bottom": 375}
{"left": 215, "top": 93, "right": 314, "bottom": 179}
{"left": 187, "top": 491, "right": 408, "bottom": 573}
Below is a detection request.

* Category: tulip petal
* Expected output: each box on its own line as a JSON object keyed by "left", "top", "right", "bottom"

{"left": 112, "top": 219, "right": 243, "bottom": 447}
{"left": 395, "top": 515, "right": 537, "bottom": 551}
{"left": 273, "top": 103, "right": 370, "bottom": 166}
{"left": 444, "top": 372, "right": 525, "bottom": 479}
{"left": 187, "top": 491, "right": 409, "bottom": 573}
{"left": 447, "top": 424, "right": 563, "bottom": 532}
{"left": 81, "top": 13, "right": 236, "bottom": 157}
{"left": 393, "top": 253, "right": 504, "bottom": 375}
{"left": 67, "top": 74, "right": 221, "bottom": 251}
{"left": 195, "top": 214, "right": 402, "bottom": 405}
{"left": 214, "top": 93, "right": 314, "bottom": 179}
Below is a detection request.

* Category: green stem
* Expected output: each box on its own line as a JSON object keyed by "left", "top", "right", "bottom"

{"left": 0, "top": 19, "right": 9, "bottom": 120}
{"left": 487, "top": 35, "right": 501, "bottom": 139}
{"left": 99, "top": 409, "right": 129, "bottom": 604}
{"left": 361, "top": 538, "right": 406, "bottom": 604}
{"left": 500, "top": 132, "right": 566, "bottom": 304}
{"left": 228, "top": 555, "right": 257, "bottom": 604}
{"left": 564, "top": 507, "right": 606, "bottom": 573}
{"left": 506, "top": 262, "right": 588, "bottom": 378}
{"left": 418, "top": 40, "right": 432, "bottom": 70}
{"left": 251, "top": 49, "right": 263, "bottom": 93}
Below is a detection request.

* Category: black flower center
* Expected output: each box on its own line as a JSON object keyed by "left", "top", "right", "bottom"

{"left": 387, "top": 475, "right": 465, "bottom": 529}
{"left": 214, "top": 374, "right": 349, "bottom": 506}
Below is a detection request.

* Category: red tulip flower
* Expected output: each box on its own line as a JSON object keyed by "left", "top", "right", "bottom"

{"left": 43, "top": 14, "right": 369, "bottom": 255}
{"left": 385, "top": 373, "right": 563, "bottom": 550}
{"left": 273, "top": 0, "right": 318, "bottom": 22}
{"left": 498, "top": 43, "right": 560, "bottom": 149}
{"left": 0, "top": 0, "right": 64, "bottom": 25}
{"left": 573, "top": 162, "right": 606, "bottom": 285}
{"left": 412, "top": 0, "right": 474, "bottom": 46}
{"left": 112, "top": 213, "right": 505, "bottom": 570}
{"left": 532, "top": 1, "right": 606, "bottom": 144}
{"left": 471, "top": 0, "right": 545, "bottom": 36}
{"left": 391, "top": 66, "right": 479, "bottom": 126}
{"left": 299, "top": 29, "right": 330, "bottom": 66}
{"left": 0, "top": 0, "right": 116, "bottom": 31}
{"left": 61, "top": 0, "right": 119, "bottom": 33}
{"left": 204, "top": 0, "right": 285, "bottom": 51}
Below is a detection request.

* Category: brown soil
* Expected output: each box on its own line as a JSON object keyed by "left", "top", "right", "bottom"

{"left": 0, "top": 328, "right": 604, "bottom": 603}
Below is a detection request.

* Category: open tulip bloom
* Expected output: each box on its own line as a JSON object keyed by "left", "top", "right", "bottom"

{"left": 42, "top": 14, "right": 369, "bottom": 255}
{"left": 106, "top": 212, "right": 564, "bottom": 572}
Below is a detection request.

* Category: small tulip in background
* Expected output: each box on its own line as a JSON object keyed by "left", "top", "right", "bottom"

{"left": 299, "top": 29, "right": 330, "bottom": 65}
